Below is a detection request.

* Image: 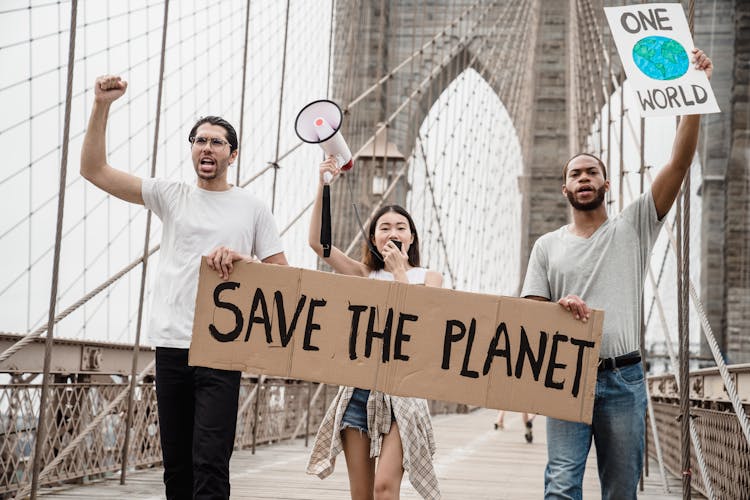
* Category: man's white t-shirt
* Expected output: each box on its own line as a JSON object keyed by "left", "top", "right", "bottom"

{"left": 142, "top": 178, "right": 284, "bottom": 348}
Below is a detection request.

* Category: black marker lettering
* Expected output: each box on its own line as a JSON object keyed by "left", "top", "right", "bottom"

{"left": 514, "top": 327, "right": 548, "bottom": 381}
{"left": 483, "top": 322, "right": 512, "bottom": 376}
{"left": 302, "top": 299, "right": 327, "bottom": 351}
{"left": 274, "top": 292, "right": 307, "bottom": 347}
{"left": 394, "top": 313, "right": 418, "bottom": 361}
{"left": 347, "top": 304, "right": 368, "bottom": 360}
{"left": 570, "top": 337, "right": 596, "bottom": 397}
{"left": 209, "top": 282, "right": 243, "bottom": 343}
{"left": 442, "top": 320, "right": 466, "bottom": 370}
{"left": 460, "top": 319, "right": 479, "bottom": 379}
{"left": 544, "top": 333, "right": 569, "bottom": 390}
{"left": 365, "top": 307, "right": 393, "bottom": 362}
{"left": 244, "top": 288, "right": 271, "bottom": 343}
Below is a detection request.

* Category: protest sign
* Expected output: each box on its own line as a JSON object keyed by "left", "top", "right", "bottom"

{"left": 189, "top": 261, "right": 604, "bottom": 424}
{"left": 604, "top": 3, "right": 719, "bottom": 117}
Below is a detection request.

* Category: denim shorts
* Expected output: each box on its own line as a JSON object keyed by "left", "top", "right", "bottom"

{"left": 341, "top": 388, "right": 370, "bottom": 433}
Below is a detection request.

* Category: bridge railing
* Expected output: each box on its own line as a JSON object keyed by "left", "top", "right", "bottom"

{"left": 647, "top": 364, "right": 750, "bottom": 499}
{"left": 5, "top": 369, "right": 748, "bottom": 498}
{"left": 0, "top": 376, "right": 468, "bottom": 498}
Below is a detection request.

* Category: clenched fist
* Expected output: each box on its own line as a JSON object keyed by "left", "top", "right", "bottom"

{"left": 94, "top": 75, "right": 128, "bottom": 104}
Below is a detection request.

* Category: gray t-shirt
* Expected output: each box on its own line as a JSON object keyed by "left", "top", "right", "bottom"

{"left": 142, "top": 178, "right": 284, "bottom": 348}
{"left": 521, "top": 191, "right": 663, "bottom": 358}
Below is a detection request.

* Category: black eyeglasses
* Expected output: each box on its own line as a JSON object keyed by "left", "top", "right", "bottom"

{"left": 189, "top": 136, "right": 230, "bottom": 149}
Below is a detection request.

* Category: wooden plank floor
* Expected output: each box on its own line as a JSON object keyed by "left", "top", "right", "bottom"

{"left": 41, "top": 408, "right": 686, "bottom": 499}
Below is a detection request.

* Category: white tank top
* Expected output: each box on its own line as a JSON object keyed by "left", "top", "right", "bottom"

{"left": 368, "top": 267, "right": 427, "bottom": 284}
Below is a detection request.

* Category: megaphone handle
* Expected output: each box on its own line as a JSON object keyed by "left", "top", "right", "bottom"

{"left": 321, "top": 184, "right": 332, "bottom": 258}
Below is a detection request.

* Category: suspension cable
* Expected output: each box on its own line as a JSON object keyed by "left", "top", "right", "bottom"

{"left": 28, "top": 2, "right": 78, "bottom": 497}
{"left": 235, "top": 0, "right": 253, "bottom": 186}
{"left": 121, "top": 0, "right": 170, "bottom": 484}
{"left": 645, "top": 262, "right": 716, "bottom": 499}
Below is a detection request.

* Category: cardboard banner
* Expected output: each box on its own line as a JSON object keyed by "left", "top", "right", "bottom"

{"left": 189, "top": 261, "right": 604, "bottom": 424}
{"left": 604, "top": 3, "right": 720, "bottom": 117}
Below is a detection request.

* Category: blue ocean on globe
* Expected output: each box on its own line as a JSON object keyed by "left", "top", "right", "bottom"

{"left": 632, "top": 36, "right": 689, "bottom": 81}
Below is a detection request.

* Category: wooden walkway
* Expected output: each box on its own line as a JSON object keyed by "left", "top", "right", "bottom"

{"left": 41, "top": 408, "right": 685, "bottom": 499}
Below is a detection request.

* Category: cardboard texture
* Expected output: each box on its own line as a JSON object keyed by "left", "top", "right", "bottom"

{"left": 189, "top": 261, "right": 603, "bottom": 424}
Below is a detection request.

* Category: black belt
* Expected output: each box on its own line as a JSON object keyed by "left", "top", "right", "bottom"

{"left": 598, "top": 351, "right": 641, "bottom": 371}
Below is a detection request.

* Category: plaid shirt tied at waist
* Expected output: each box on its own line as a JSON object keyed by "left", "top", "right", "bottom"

{"left": 306, "top": 386, "right": 441, "bottom": 499}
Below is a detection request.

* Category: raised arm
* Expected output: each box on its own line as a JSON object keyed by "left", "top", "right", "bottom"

{"left": 650, "top": 49, "right": 713, "bottom": 220}
{"left": 308, "top": 156, "right": 368, "bottom": 277}
{"left": 80, "top": 75, "right": 144, "bottom": 205}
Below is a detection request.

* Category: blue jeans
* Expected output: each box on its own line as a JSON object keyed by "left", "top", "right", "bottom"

{"left": 544, "top": 361, "right": 647, "bottom": 500}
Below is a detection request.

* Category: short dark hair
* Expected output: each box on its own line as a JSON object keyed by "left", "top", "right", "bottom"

{"left": 188, "top": 116, "right": 238, "bottom": 152}
{"left": 562, "top": 153, "right": 608, "bottom": 181}
{"left": 362, "top": 205, "right": 421, "bottom": 271}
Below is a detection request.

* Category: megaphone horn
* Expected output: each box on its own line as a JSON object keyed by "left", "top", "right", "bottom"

{"left": 294, "top": 99, "right": 354, "bottom": 172}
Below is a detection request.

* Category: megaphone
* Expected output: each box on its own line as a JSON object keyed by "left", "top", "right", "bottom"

{"left": 295, "top": 99, "right": 354, "bottom": 183}
{"left": 295, "top": 99, "right": 354, "bottom": 258}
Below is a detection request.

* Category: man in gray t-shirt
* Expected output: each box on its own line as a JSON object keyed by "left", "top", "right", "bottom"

{"left": 521, "top": 50, "right": 712, "bottom": 500}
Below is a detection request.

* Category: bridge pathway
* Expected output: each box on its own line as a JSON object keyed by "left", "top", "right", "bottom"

{"left": 41, "top": 408, "right": 685, "bottom": 499}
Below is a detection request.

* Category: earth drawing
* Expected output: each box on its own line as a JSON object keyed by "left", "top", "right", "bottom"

{"left": 632, "top": 36, "right": 689, "bottom": 81}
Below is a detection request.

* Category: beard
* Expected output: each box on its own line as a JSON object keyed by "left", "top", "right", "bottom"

{"left": 197, "top": 170, "right": 218, "bottom": 180}
{"left": 566, "top": 185, "right": 606, "bottom": 211}
{"left": 194, "top": 162, "right": 228, "bottom": 181}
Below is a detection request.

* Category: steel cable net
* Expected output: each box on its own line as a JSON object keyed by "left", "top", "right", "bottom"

{"left": 0, "top": 0, "right": 332, "bottom": 344}
{"left": 0, "top": 0, "right": 534, "bottom": 345}
{"left": 0, "top": 1, "right": 529, "bottom": 494}
{"left": 408, "top": 69, "right": 523, "bottom": 294}
{"left": 2, "top": 0, "right": 746, "bottom": 497}
{"left": 0, "top": 3, "right": 536, "bottom": 493}
{"left": 0, "top": 0, "right": 532, "bottom": 483}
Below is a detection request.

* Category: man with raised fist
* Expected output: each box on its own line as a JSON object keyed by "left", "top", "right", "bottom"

{"left": 81, "top": 75, "right": 288, "bottom": 499}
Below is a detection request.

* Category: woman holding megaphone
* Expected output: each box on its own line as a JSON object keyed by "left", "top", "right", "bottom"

{"left": 306, "top": 156, "right": 443, "bottom": 500}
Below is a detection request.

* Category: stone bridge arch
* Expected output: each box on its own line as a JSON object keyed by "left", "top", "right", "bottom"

{"left": 327, "top": 1, "right": 545, "bottom": 269}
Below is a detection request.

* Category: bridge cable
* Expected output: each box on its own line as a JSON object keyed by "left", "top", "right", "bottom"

{"left": 121, "top": 0, "right": 171, "bottom": 485}
{"left": 27, "top": 2, "right": 78, "bottom": 498}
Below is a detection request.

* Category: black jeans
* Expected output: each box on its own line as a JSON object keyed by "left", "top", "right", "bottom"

{"left": 155, "top": 347, "right": 241, "bottom": 500}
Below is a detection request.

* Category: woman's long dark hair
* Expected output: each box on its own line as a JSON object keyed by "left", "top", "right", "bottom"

{"left": 361, "top": 205, "right": 421, "bottom": 271}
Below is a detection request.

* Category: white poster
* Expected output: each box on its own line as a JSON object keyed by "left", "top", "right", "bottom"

{"left": 604, "top": 3, "right": 720, "bottom": 117}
